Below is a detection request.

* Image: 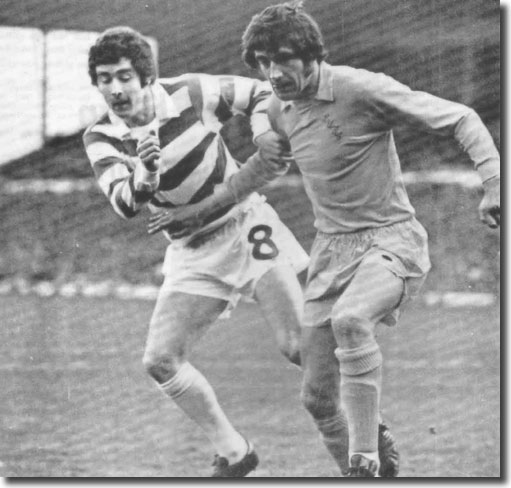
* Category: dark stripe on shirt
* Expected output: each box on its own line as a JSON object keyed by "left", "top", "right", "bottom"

{"left": 108, "top": 177, "right": 126, "bottom": 198}
{"left": 189, "top": 138, "right": 228, "bottom": 204}
{"left": 160, "top": 80, "right": 188, "bottom": 96}
{"left": 183, "top": 75, "right": 204, "bottom": 120}
{"left": 128, "top": 173, "right": 155, "bottom": 203}
{"left": 158, "top": 131, "right": 217, "bottom": 191}
{"left": 91, "top": 156, "right": 125, "bottom": 180}
{"left": 114, "top": 186, "right": 137, "bottom": 218}
{"left": 158, "top": 105, "right": 199, "bottom": 148}
{"left": 121, "top": 139, "right": 138, "bottom": 157}
{"left": 84, "top": 130, "right": 127, "bottom": 154}
{"left": 246, "top": 82, "right": 258, "bottom": 114}
{"left": 161, "top": 76, "right": 204, "bottom": 121}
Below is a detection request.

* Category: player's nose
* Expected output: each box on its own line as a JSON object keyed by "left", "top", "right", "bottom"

{"left": 110, "top": 78, "right": 123, "bottom": 97}
{"left": 269, "top": 61, "right": 284, "bottom": 79}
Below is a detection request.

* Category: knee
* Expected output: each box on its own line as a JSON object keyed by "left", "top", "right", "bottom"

{"left": 331, "top": 310, "right": 373, "bottom": 349}
{"left": 332, "top": 311, "right": 382, "bottom": 377}
{"left": 278, "top": 336, "right": 301, "bottom": 367}
{"left": 142, "top": 348, "right": 183, "bottom": 384}
{"left": 300, "top": 380, "right": 339, "bottom": 419}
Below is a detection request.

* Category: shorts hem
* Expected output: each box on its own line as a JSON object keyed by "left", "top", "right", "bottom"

{"left": 159, "top": 282, "right": 237, "bottom": 319}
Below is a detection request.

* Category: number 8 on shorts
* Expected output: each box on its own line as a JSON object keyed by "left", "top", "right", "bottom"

{"left": 248, "top": 225, "right": 279, "bottom": 260}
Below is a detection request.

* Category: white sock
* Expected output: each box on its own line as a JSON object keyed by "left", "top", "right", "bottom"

{"left": 336, "top": 344, "right": 382, "bottom": 455}
{"left": 158, "top": 362, "right": 247, "bottom": 463}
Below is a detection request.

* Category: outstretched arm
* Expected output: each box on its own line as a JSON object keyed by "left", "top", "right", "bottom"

{"left": 360, "top": 71, "right": 500, "bottom": 228}
{"left": 147, "top": 131, "right": 292, "bottom": 236}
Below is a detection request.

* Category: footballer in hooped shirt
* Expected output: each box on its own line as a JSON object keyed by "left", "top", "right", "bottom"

{"left": 83, "top": 25, "right": 307, "bottom": 477}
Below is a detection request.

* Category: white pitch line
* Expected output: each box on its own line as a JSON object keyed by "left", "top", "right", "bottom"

{"left": 0, "top": 277, "right": 497, "bottom": 308}
{"left": 0, "top": 170, "right": 482, "bottom": 195}
{"left": 0, "top": 178, "right": 96, "bottom": 194}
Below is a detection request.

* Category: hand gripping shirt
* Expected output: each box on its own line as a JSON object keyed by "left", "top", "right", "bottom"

{"left": 83, "top": 74, "right": 272, "bottom": 241}
{"left": 267, "top": 62, "right": 500, "bottom": 234}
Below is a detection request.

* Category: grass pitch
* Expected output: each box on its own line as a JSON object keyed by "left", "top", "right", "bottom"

{"left": 0, "top": 294, "right": 499, "bottom": 477}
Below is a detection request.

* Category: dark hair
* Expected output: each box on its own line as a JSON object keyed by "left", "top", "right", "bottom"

{"left": 242, "top": 1, "right": 327, "bottom": 69}
{"left": 88, "top": 26, "right": 157, "bottom": 86}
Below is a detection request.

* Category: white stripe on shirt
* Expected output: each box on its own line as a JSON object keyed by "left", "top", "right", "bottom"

{"left": 165, "top": 136, "right": 219, "bottom": 205}
{"left": 86, "top": 141, "right": 124, "bottom": 164}
{"left": 199, "top": 75, "right": 222, "bottom": 131}
{"left": 159, "top": 121, "right": 212, "bottom": 173}
{"left": 232, "top": 76, "right": 255, "bottom": 114}
{"left": 97, "top": 163, "right": 130, "bottom": 196}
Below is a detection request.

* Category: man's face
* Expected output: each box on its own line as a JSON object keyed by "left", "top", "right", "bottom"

{"left": 254, "top": 47, "right": 318, "bottom": 101}
{"left": 95, "top": 57, "right": 147, "bottom": 123}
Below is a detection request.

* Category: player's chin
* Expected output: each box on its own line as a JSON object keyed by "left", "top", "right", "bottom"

{"left": 272, "top": 86, "right": 298, "bottom": 101}
{"left": 111, "top": 101, "right": 132, "bottom": 116}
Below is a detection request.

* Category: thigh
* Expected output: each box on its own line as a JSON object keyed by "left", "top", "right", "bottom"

{"left": 254, "top": 264, "right": 303, "bottom": 340}
{"left": 332, "top": 258, "right": 405, "bottom": 326}
{"left": 145, "top": 289, "right": 228, "bottom": 361}
{"left": 301, "top": 324, "right": 341, "bottom": 415}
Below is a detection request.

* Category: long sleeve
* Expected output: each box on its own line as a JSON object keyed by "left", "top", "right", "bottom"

{"left": 360, "top": 71, "right": 500, "bottom": 182}
{"left": 197, "top": 74, "right": 272, "bottom": 140}
{"left": 83, "top": 130, "right": 159, "bottom": 219}
{"left": 224, "top": 151, "right": 290, "bottom": 202}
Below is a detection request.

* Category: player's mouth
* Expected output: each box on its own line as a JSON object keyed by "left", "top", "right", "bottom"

{"left": 272, "top": 81, "right": 296, "bottom": 97}
{"left": 112, "top": 100, "right": 131, "bottom": 112}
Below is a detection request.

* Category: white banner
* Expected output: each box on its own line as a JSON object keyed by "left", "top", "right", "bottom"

{"left": 0, "top": 27, "right": 44, "bottom": 165}
{"left": 0, "top": 28, "right": 158, "bottom": 165}
{"left": 45, "top": 30, "right": 108, "bottom": 137}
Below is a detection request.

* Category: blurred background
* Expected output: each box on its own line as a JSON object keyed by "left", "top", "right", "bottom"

{"left": 0, "top": 0, "right": 500, "bottom": 296}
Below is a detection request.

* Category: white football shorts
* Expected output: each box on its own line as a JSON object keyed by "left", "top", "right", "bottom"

{"left": 160, "top": 193, "right": 309, "bottom": 318}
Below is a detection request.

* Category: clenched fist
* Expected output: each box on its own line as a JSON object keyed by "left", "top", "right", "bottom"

{"left": 136, "top": 130, "right": 161, "bottom": 171}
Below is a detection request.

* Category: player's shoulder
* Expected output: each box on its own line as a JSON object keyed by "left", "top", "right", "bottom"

{"left": 83, "top": 112, "right": 110, "bottom": 142}
{"left": 330, "top": 64, "right": 381, "bottom": 86}
{"left": 158, "top": 74, "right": 197, "bottom": 94}
{"left": 329, "top": 64, "right": 398, "bottom": 97}
{"left": 158, "top": 73, "right": 221, "bottom": 103}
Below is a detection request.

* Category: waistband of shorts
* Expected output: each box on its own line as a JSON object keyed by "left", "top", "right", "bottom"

{"left": 175, "top": 192, "right": 266, "bottom": 249}
{"left": 315, "top": 217, "right": 415, "bottom": 242}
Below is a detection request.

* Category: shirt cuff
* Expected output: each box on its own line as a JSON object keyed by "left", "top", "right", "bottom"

{"left": 476, "top": 159, "right": 500, "bottom": 183}
{"left": 134, "top": 161, "right": 160, "bottom": 191}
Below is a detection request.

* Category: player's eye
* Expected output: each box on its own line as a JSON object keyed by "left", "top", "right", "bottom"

{"left": 256, "top": 56, "right": 271, "bottom": 69}
{"left": 97, "top": 74, "right": 111, "bottom": 84}
{"left": 274, "top": 53, "right": 295, "bottom": 64}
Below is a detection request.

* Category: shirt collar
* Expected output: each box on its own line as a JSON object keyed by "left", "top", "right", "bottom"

{"left": 316, "top": 62, "right": 335, "bottom": 102}
{"left": 281, "top": 61, "right": 334, "bottom": 111}
{"left": 91, "top": 81, "right": 179, "bottom": 140}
